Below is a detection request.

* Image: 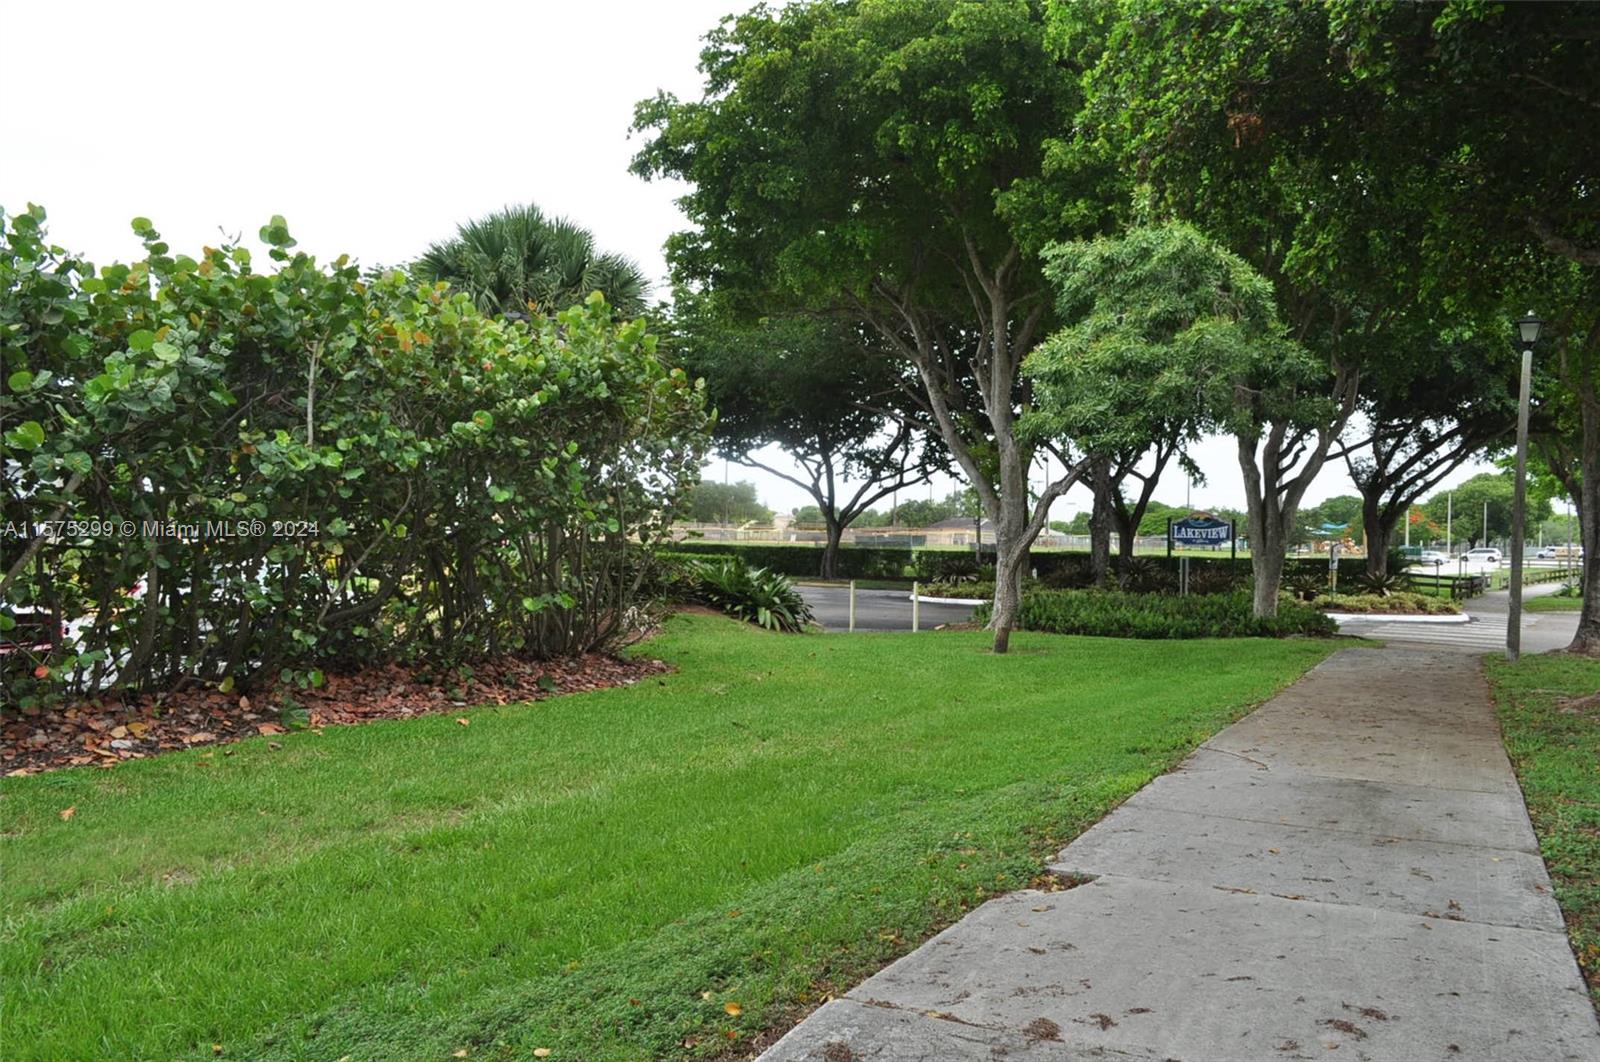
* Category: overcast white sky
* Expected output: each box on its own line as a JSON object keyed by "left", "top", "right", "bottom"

{"left": 3, "top": 0, "right": 1495, "bottom": 521}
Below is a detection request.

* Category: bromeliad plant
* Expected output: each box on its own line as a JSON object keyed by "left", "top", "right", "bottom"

{"left": 0, "top": 207, "right": 710, "bottom": 705}
{"left": 693, "top": 557, "right": 814, "bottom": 633}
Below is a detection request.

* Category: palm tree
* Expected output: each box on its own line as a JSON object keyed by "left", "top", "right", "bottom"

{"left": 415, "top": 204, "right": 648, "bottom": 319}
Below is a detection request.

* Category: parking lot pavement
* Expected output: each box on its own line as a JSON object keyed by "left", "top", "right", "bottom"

{"left": 797, "top": 585, "right": 978, "bottom": 632}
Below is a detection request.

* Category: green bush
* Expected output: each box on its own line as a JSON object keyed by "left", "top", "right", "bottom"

{"left": 921, "top": 581, "right": 996, "bottom": 600}
{"left": 1349, "top": 569, "right": 1412, "bottom": 596}
{"left": 974, "top": 589, "right": 1338, "bottom": 639}
{"left": 693, "top": 557, "right": 814, "bottom": 632}
{"left": 1312, "top": 592, "right": 1459, "bottom": 615}
{"left": 0, "top": 208, "right": 709, "bottom": 704}
{"left": 667, "top": 541, "right": 916, "bottom": 579}
{"left": 911, "top": 549, "right": 984, "bottom": 582}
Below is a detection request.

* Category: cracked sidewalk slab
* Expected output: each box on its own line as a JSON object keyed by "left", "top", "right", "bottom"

{"left": 760, "top": 648, "right": 1600, "bottom": 1061}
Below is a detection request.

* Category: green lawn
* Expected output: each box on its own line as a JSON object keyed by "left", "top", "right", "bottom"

{"left": 2, "top": 614, "right": 1342, "bottom": 1060}
{"left": 1485, "top": 652, "right": 1600, "bottom": 1011}
{"left": 1526, "top": 593, "right": 1585, "bottom": 612}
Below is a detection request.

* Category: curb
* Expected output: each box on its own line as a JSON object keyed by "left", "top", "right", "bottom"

{"left": 1326, "top": 611, "right": 1471, "bottom": 625}
{"left": 908, "top": 594, "right": 985, "bottom": 606}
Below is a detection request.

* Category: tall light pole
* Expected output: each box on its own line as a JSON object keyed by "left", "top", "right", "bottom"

{"left": 1507, "top": 311, "right": 1544, "bottom": 662}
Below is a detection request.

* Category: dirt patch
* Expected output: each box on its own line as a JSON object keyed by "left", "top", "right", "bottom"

{"left": 1319, "top": 1018, "right": 1367, "bottom": 1039}
{"left": 1078, "top": 1013, "right": 1117, "bottom": 1031}
{"left": 1024, "top": 1017, "right": 1062, "bottom": 1043}
{"left": 821, "top": 1043, "right": 858, "bottom": 1062}
{"left": 3, "top": 651, "right": 671, "bottom": 775}
{"left": 1557, "top": 691, "right": 1600, "bottom": 715}
{"left": 1342, "top": 1002, "right": 1391, "bottom": 1021}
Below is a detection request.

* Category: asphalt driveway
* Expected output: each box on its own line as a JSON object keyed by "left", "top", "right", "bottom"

{"left": 797, "top": 585, "right": 979, "bottom": 632}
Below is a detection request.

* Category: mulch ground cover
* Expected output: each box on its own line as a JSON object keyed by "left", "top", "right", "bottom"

{"left": 3, "top": 651, "right": 669, "bottom": 776}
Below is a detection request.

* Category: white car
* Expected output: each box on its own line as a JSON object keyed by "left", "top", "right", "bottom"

{"left": 1413, "top": 550, "right": 1450, "bottom": 566}
{"left": 1464, "top": 547, "right": 1502, "bottom": 564}
{"left": 1535, "top": 546, "right": 1560, "bottom": 559}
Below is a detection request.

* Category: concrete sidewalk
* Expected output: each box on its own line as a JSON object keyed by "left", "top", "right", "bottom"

{"left": 762, "top": 649, "right": 1600, "bottom": 1061}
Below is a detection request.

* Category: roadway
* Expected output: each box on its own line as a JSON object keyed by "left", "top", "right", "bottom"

{"left": 797, "top": 584, "right": 978, "bottom": 632}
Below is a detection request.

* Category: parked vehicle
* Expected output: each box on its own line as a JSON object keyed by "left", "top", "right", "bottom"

{"left": 1411, "top": 550, "right": 1450, "bottom": 567}
{"left": 1464, "top": 547, "right": 1502, "bottom": 564}
{"left": 1534, "top": 546, "right": 1560, "bottom": 559}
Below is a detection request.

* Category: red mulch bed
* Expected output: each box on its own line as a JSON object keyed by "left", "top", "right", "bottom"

{"left": 3, "top": 651, "right": 669, "bottom": 777}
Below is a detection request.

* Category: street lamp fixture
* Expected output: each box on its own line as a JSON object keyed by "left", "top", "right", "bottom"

{"left": 1516, "top": 312, "right": 1545, "bottom": 347}
{"left": 1507, "top": 311, "right": 1544, "bottom": 661}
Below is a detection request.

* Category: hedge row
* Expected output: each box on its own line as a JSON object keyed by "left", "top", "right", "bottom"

{"left": 974, "top": 589, "right": 1339, "bottom": 639}
{"left": 665, "top": 540, "right": 1366, "bottom": 584}
{"left": 665, "top": 541, "right": 918, "bottom": 578}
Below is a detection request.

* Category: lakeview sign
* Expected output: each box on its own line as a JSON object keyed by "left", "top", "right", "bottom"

{"left": 1169, "top": 516, "right": 1233, "bottom": 546}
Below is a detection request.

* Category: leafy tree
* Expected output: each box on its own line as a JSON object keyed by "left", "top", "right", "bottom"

{"left": 1029, "top": 231, "right": 1216, "bottom": 576}
{"left": 633, "top": 0, "right": 1121, "bottom": 651}
{"left": 1027, "top": 223, "right": 1323, "bottom": 616}
{"left": 1070, "top": 3, "right": 1474, "bottom": 611}
{"left": 1421, "top": 472, "right": 1553, "bottom": 551}
{"left": 887, "top": 490, "right": 975, "bottom": 528}
{"left": 1136, "top": 500, "right": 1195, "bottom": 539}
{"left": 680, "top": 480, "right": 771, "bottom": 525}
{"left": 674, "top": 304, "right": 943, "bottom": 577}
{"left": 1323, "top": 1, "right": 1599, "bottom": 649}
{"left": 1340, "top": 328, "right": 1518, "bottom": 574}
{"left": 414, "top": 204, "right": 648, "bottom": 319}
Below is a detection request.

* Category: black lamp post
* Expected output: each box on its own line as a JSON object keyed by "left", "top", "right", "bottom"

{"left": 1507, "top": 311, "right": 1544, "bottom": 661}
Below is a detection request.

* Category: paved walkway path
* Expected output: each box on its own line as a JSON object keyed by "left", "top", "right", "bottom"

{"left": 762, "top": 648, "right": 1600, "bottom": 1061}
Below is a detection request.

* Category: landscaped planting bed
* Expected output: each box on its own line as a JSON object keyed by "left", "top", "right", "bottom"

{"left": 1312, "top": 591, "right": 1461, "bottom": 616}
{"left": 975, "top": 589, "right": 1338, "bottom": 639}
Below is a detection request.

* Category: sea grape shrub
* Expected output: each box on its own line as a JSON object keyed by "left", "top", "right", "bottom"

{"left": 1, "top": 207, "right": 709, "bottom": 704}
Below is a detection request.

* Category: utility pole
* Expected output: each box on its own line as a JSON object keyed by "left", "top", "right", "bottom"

{"left": 1447, "top": 492, "right": 1453, "bottom": 556}
{"left": 1508, "top": 312, "right": 1543, "bottom": 662}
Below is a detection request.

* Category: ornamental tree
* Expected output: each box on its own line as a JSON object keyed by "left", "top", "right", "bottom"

{"left": 1027, "top": 223, "right": 1326, "bottom": 616}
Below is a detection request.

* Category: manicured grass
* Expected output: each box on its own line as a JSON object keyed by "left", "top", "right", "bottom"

{"left": 1485, "top": 653, "right": 1600, "bottom": 1011}
{"left": 1526, "top": 593, "right": 1585, "bottom": 612}
{"left": 2, "top": 615, "right": 1341, "bottom": 1060}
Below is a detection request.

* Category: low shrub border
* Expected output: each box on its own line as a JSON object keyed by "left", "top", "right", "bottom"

{"left": 973, "top": 589, "right": 1337, "bottom": 639}
{"left": 670, "top": 541, "right": 1365, "bottom": 588}
{"left": 1312, "top": 592, "right": 1461, "bottom": 616}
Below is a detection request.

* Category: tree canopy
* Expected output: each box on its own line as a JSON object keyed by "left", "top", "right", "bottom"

{"left": 415, "top": 204, "right": 648, "bottom": 320}
{"left": 671, "top": 300, "right": 943, "bottom": 574}
{"left": 634, "top": 0, "right": 1121, "bottom": 649}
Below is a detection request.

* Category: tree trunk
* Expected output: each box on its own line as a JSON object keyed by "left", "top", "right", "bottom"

{"left": 1114, "top": 510, "right": 1137, "bottom": 565}
{"left": 1251, "top": 525, "right": 1288, "bottom": 617}
{"left": 1088, "top": 458, "right": 1113, "bottom": 586}
{"left": 1361, "top": 492, "right": 1395, "bottom": 579}
{"left": 1567, "top": 406, "right": 1600, "bottom": 656}
{"left": 991, "top": 543, "right": 1029, "bottom": 654}
{"left": 820, "top": 518, "right": 843, "bottom": 580}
